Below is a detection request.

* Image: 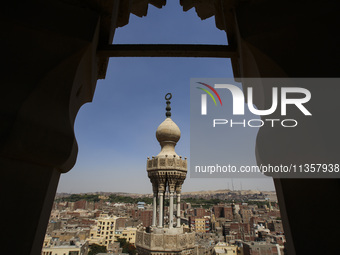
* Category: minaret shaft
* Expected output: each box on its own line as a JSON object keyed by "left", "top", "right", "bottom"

{"left": 158, "top": 191, "right": 164, "bottom": 228}
{"left": 137, "top": 93, "right": 194, "bottom": 255}
{"left": 176, "top": 192, "right": 181, "bottom": 227}
{"left": 146, "top": 93, "right": 187, "bottom": 230}
{"left": 152, "top": 192, "right": 157, "bottom": 227}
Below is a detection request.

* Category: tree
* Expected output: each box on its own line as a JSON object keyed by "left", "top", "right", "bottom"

{"left": 117, "top": 238, "right": 136, "bottom": 255}
{"left": 123, "top": 242, "right": 136, "bottom": 255}
{"left": 88, "top": 244, "right": 107, "bottom": 255}
{"left": 117, "top": 238, "right": 127, "bottom": 247}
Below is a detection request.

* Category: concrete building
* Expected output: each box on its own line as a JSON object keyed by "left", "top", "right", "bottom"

{"left": 138, "top": 202, "right": 146, "bottom": 210}
{"left": 51, "top": 229, "right": 90, "bottom": 243}
{"left": 115, "top": 227, "right": 137, "bottom": 245}
{"left": 89, "top": 215, "right": 119, "bottom": 247}
{"left": 213, "top": 206, "right": 224, "bottom": 219}
{"left": 240, "top": 208, "right": 253, "bottom": 224}
{"left": 131, "top": 209, "right": 153, "bottom": 228}
{"left": 88, "top": 214, "right": 137, "bottom": 247}
{"left": 189, "top": 217, "right": 210, "bottom": 233}
{"left": 223, "top": 207, "right": 233, "bottom": 221}
{"left": 267, "top": 220, "right": 284, "bottom": 235}
{"left": 135, "top": 95, "right": 195, "bottom": 255}
{"left": 41, "top": 240, "right": 89, "bottom": 255}
{"left": 115, "top": 217, "right": 128, "bottom": 230}
{"left": 181, "top": 203, "right": 191, "bottom": 211}
{"left": 213, "top": 242, "right": 243, "bottom": 255}
{"left": 107, "top": 242, "right": 123, "bottom": 254}
{"left": 194, "top": 208, "right": 207, "bottom": 218}
{"left": 242, "top": 241, "right": 283, "bottom": 255}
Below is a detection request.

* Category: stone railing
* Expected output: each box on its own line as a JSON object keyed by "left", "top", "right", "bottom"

{"left": 147, "top": 156, "right": 187, "bottom": 172}
{"left": 136, "top": 230, "right": 195, "bottom": 252}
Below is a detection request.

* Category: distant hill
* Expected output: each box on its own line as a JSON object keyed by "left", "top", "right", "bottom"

{"left": 56, "top": 189, "right": 276, "bottom": 199}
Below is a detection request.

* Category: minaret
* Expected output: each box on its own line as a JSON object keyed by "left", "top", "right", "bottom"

{"left": 147, "top": 93, "right": 187, "bottom": 229}
{"left": 136, "top": 93, "right": 194, "bottom": 255}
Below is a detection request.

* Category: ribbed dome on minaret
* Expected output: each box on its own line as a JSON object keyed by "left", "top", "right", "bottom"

{"left": 155, "top": 93, "right": 181, "bottom": 157}
{"left": 156, "top": 118, "right": 181, "bottom": 143}
{"left": 156, "top": 117, "right": 181, "bottom": 157}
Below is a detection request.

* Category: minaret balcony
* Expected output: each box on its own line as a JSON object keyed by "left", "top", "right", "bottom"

{"left": 147, "top": 156, "right": 187, "bottom": 172}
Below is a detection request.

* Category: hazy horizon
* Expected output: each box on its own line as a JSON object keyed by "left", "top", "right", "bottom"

{"left": 56, "top": 187, "right": 276, "bottom": 195}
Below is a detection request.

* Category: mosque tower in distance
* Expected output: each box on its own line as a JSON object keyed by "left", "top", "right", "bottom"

{"left": 135, "top": 93, "right": 195, "bottom": 255}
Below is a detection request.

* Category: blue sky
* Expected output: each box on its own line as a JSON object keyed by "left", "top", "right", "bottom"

{"left": 57, "top": 1, "right": 275, "bottom": 194}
